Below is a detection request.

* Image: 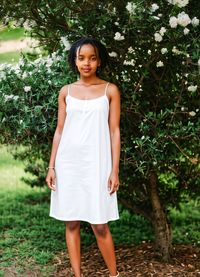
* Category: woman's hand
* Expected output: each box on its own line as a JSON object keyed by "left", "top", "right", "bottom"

{"left": 108, "top": 171, "right": 120, "bottom": 195}
{"left": 46, "top": 169, "right": 56, "bottom": 191}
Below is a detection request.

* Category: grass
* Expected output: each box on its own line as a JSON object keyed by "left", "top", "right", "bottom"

{"left": 0, "top": 26, "right": 26, "bottom": 64}
{"left": 0, "top": 145, "right": 199, "bottom": 276}
{"left": 0, "top": 27, "right": 25, "bottom": 41}
{"left": 0, "top": 51, "right": 21, "bottom": 64}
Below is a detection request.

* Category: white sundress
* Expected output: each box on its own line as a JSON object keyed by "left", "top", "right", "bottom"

{"left": 49, "top": 82, "right": 119, "bottom": 224}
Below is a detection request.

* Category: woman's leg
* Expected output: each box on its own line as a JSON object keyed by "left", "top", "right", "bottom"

{"left": 90, "top": 223, "right": 118, "bottom": 276}
{"left": 65, "top": 221, "right": 82, "bottom": 277}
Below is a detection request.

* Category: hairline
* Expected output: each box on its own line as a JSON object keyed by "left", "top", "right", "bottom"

{"left": 76, "top": 43, "right": 100, "bottom": 59}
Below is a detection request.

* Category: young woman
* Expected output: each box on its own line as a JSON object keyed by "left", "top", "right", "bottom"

{"left": 46, "top": 37, "right": 121, "bottom": 277}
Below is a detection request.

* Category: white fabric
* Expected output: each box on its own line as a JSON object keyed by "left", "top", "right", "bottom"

{"left": 50, "top": 82, "right": 119, "bottom": 224}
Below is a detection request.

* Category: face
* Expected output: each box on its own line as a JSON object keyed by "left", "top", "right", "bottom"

{"left": 75, "top": 44, "right": 101, "bottom": 77}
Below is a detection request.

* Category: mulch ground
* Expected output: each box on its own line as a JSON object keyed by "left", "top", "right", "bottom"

{"left": 3, "top": 243, "right": 200, "bottom": 276}
{"left": 52, "top": 243, "right": 200, "bottom": 277}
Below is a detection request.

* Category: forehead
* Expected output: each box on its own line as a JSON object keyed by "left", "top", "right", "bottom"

{"left": 77, "top": 44, "right": 98, "bottom": 56}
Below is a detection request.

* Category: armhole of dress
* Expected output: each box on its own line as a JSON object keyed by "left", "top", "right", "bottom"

{"left": 65, "top": 85, "right": 70, "bottom": 105}
{"left": 104, "top": 82, "right": 110, "bottom": 103}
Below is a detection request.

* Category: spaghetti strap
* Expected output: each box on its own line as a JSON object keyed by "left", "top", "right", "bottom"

{"left": 104, "top": 82, "right": 110, "bottom": 96}
{"left": 67, "top": 85, "right": 70, "bottom": 96}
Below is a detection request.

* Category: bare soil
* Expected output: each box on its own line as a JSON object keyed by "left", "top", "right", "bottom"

{"left": 0, "top": 38, "right": 34, "bottom": 53}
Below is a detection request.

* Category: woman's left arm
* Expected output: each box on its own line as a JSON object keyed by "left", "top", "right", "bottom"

{"left": 108, "top": 83, "right": 121, "bottom": 194}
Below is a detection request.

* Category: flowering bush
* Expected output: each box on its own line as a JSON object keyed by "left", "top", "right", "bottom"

{"left": 0, "top": 48, "right": 74, "bottom": 185}
{"left": 0, "top": 0, "right": 199, "bottom": 259}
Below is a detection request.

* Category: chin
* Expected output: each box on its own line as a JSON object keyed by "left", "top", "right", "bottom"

{"left": 81, "top": 71, "right": 96, "bottom": 77}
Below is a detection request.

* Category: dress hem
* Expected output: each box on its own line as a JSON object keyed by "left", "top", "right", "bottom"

{"left": 49, "top": 214, "right": 120, "bottom": 224}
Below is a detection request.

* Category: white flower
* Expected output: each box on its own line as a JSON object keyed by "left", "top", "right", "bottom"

{"left": 109, "top": 51, "right": 118, "bottom": 57}
{"left": 24, "top": 86, "right": 31, "bottom": 92}
{"left": 4, "top": 95, "right": 19, "bottom": 101}
{"left": 148, "top": 50, "right": 152, "bottom": 55}
{"left": 114, "top": 22, "right": 119, "bottom": 26}
{"left": 167, "top": 0, "right": 189, "bottom": 8}
{"left": 177, "top": 0, "right": 189, "bottom": 8}
{"left": 198, "top": 59, "right": 200, "bottom": 66}
{"left": 161, "top": 48, "right": 168, "bottom": 54}
{"left": 151, "top": 3, "right": 159, "bottom": 12}
{"left": 191, "top": 17, "right": 199, "bottom": 27}
{"left": 0, "top": 71, "right": 6, "bottom": 80}
{"left": 141, "top": 135, "right": 145, "bottom": 140}
{"left": 22, "top": 72, "right": 28, "bottom": 79}
{"left": 172, "top": 46, "right": 181, "bottom": 55}
{"left": 169, "top": 16, "right": 178, "bottom": 28}
{"left": 153, "top": 16, "right": 160, "bottom": 20}
{"left": 188, "top": 85, "right": 197, "bottom": 92}
{"left": 46, "top": 58, "right": 53, "bottom": 68}
{"left": 18, "top": 58, "right": 25, "bottom": 67}
{"left": 123, "top": 59, "right": 135, "bottom": 66}
{"left": 177, "top": 12, "right": 191, "bottom": 27}
{"left": 154, "top": 32, "right": 163, "bottom": 42}
{"left": 183, "top": 28, "right": 190, "bottom": 35}
{"left": 128, "top": 46, "right": 135, "bottom": 54}
{"left": 112, "top": 7, "right": 116, "bottom": 14}
{"left": 23, "top": 20, "right": 31, "bottom": 31}
{"left": 60, "top": 36, "right": 71, "bottom": 50}
{"left": 48, "top": 80, "right": 52, "bottom": 85}
{"left": 189, "top": 111, "right": 196, "bottom": 116}
{"left": 156, "top": 61, "right": 164, "bottom": 67}
{"left": 114, "top": 32, "right": 125, "bottom": 41}
{"left": 126, "top": 2, "right": 137, "bottom": 15}
{"left": 159, "top": 27, "right": 167, "bottom": 36}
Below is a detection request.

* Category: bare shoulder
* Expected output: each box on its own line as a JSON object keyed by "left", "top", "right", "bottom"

{"left": 59, "top": 85, "right": 68, "bottom": 98}
{"left": 108, "top": 83, "right": 121, "bottom": 99}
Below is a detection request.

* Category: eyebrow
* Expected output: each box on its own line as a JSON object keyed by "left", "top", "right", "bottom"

{"left": 78, "top": 54, "right": 97, "bottom": 57}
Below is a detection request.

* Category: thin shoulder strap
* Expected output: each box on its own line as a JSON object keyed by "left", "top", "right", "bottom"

{"left": 67, "top": 84, "right": 71, "bottom": 96}
{"left": 104, "top": 82, "right": 110, "bottom": 96}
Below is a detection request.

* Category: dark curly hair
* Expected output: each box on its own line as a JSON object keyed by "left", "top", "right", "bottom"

{"left": 68, "top": 37, "right": 110, "bottom": 75}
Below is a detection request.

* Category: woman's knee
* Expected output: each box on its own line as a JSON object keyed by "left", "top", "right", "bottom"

{"left": 66, "top": 220, "right": 80, "bottom": 231}
{"left": 91, "top": 224, "right": 108, "bottom": 237}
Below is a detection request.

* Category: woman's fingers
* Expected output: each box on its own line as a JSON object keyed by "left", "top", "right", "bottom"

{"left": 49, "top": 179, "right": 56, "bottom": 191}
{"left": 46, "top": 174, "right": 56, "bottom": 191}
{"left": 108, "top": 178, "right": 119, "bottom": 195}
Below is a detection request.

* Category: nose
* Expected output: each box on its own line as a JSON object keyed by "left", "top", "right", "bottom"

{"left": 84, "top": 59, "right": 90, "bottom": 65}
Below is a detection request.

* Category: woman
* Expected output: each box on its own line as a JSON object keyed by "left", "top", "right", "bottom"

{"left": 46, "top": 37, "right": 121, "bottom": 277}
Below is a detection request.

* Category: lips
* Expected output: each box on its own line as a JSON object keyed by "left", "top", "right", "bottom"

{"left": 82, "top": 68, "right": 91, "bottom": 72}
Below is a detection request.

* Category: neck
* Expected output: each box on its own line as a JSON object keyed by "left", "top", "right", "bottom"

{"left": 78, "top": 75, "right": 100, "bottom": 85}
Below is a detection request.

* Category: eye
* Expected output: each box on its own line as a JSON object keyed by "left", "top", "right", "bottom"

{"left": 91, "top": 57, "right": 97, "bottom": 61}
{"left": 78, "top": 57, "right": 84, "bottom": 61}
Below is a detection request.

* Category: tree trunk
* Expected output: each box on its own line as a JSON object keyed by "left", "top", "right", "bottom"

{"left": 149, "top": 171, "right": 172, "bottom": 262}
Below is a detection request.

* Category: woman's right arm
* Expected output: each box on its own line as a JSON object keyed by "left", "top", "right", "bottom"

{"left": 46, "top": 85, "right": 68, "bottom": 191}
